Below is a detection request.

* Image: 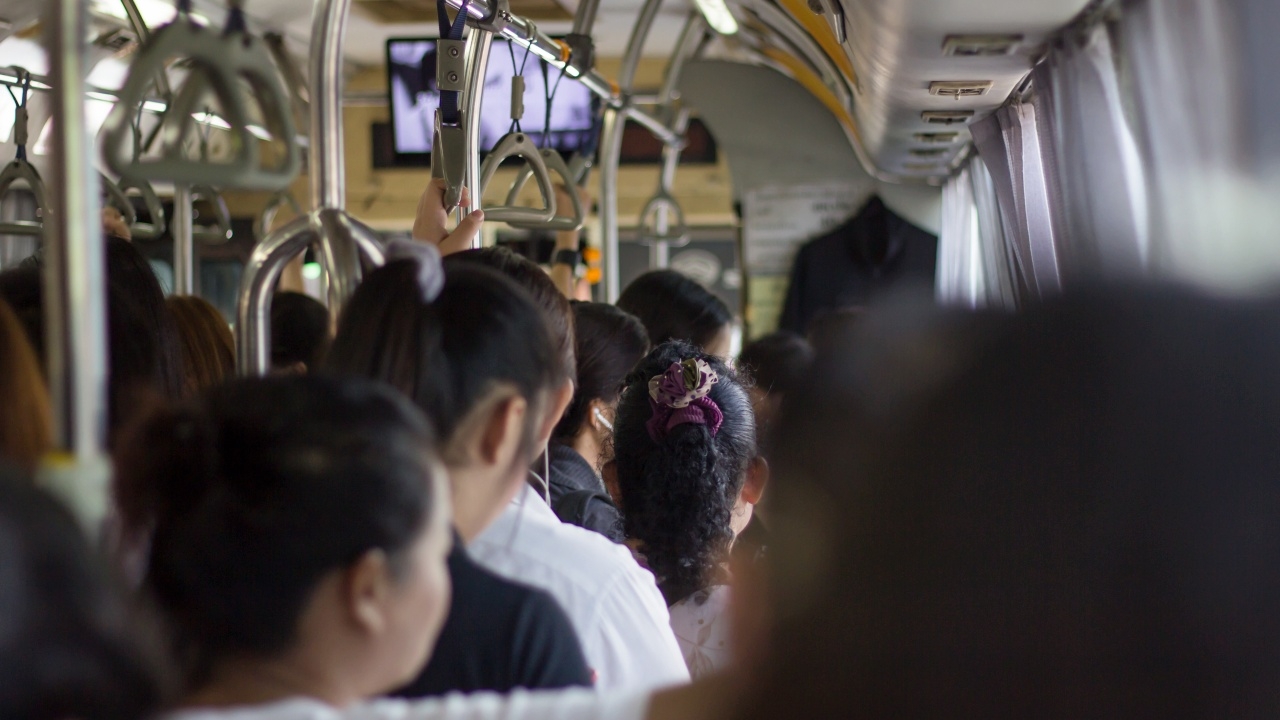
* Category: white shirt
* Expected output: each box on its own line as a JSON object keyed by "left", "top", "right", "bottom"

{"left": 164, "top": 690, "right": 648, "bottom": 720}
{"left": 668, "top": 585, "right": 733, "bottom": 679}
{"left": 469, "top": 484, "right": 691, "bottom": 692}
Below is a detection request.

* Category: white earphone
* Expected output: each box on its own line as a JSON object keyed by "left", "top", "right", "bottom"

{"left": 593, "top": 407, "right": 614, "bottom": 432}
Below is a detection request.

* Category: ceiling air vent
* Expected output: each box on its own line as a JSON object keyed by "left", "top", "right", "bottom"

{"left": 922, "top": 110, "right": 974, "bottom": 125}
{"left": 929, "top": 81, "right": 993, "bottom": 99}
{"left": 903, "top": 162, "right": 943, "bottom": 173}
{"left": 909, "top": 147, "right": 951, "bottom": 159}
{"left": 943, "top": 34, "right": 1024, "bottom": 57}
{"left": 915, "top": 131, "right": 961, "bottom": 144}
{"left": 94, "top": 28, "right": 135, "bottom": 52}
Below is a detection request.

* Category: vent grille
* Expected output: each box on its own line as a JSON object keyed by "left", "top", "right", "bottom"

{"left": 942, "top": 34, "right": 1023, "bottom": 57}
{"left": 909, "top": 147, "right": 951, "bottom": 158}
{"left": 903, "top": 162, "right": 942, "bottom": 172}
{"left": 922, "top": 110, "right": 974, "bottom": 125}
{"left": 929, "top": 81, "right": 993, "bottom": 99}
{"left": 915, "top": 132, "right": 961, "bottom": 144}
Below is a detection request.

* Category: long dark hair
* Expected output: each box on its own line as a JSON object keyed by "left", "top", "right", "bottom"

{"left": 114, "top": 376, "right": 440, "bottom": 685}
{"left": 0, "top": 465, "right": 164, "bottom": 720}
{"left": 749, "top": 286, "right": 1280, "bottom": 718}
{"left": 326, "top": 260, "right": 559, "bottom": 461}
{"left": 612, "top": 341, "right": 756, "bottom": 604}
{"left": 616, "top": 270, "right": 732, "bottom": 351}
{"left": 553, "top": 302, "right": 649, "bottom": 442}
{"left": 166, "top": 295, "right": 235, "bottom": 394}
{"left": 445, "top": 247, "right": 576, "bottom": 386}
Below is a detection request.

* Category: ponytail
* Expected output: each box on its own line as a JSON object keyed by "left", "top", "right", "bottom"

{"left": 613, "top": 341, "right": 757, "bottom": 605}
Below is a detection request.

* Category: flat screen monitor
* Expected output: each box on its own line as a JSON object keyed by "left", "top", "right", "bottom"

{"left": 387, "top": 37, "right": 598, "bottom": 161}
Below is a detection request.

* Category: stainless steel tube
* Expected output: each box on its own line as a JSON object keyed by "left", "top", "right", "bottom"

{"left": 650, "top": 108, "right": 692, "bottom": 270}
{"left": 237, "top": 217, "right": 316, "bottom": 375}
{"left": 462, "top": 29, "right": 494, "bottom": 229}
{"left": 598, "top": 106, "right": 624, "bottom": 302}
{"left": 309, "top": 0, "right": 349, "bottom": 211}
{"left": 440, "top": 0, "right": 680, "bottom": 143}
{"left": 172, "top": 184, "right": 194, "bottom": 294}
{"left": 600, "top": 0, "right": 666, "bottom": 301}
{"left": 571, "top": 0, "right": 601, "bottom": 39}
{"left": 42, "top": 0, "right": 111, "bottom": 522}
{"left": 314, "top": 208, "right": 383, "bottom": 320}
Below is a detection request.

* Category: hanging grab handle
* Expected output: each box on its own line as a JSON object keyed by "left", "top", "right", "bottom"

{"left": 100, "top": 173, "right": 139, "bottom": 229}
{"left": 637, "top": 187, "right": 690, "bottom": 246}
{"left": 503, "top": 149, "right": 585, "bottom": 231}
{"left": 258, "top": 189, "right": 304, "bottom": 238}
{"left": 190, "top": 185, "right": 233, "bottom": 243}
{"left": 114, "top": 176, "right": 168, "bottom": 240}
{"left": 0, "top": 160, "right": 45, "bottom": 237}
{"left": 478, "top": 132, "right": 558, "bottom": 225}
{"left": 101, "top": 8, "right": 301, "bottom": 191}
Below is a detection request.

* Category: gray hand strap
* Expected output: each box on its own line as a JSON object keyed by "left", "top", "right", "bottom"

{"left": 479, "top": 132, "right": 557, "bottom": 225}
{"left": 503, "top": 149, "right": 586, "bottom": 231}
{"left": 115, "top": 176, "right": 168, "bottom": 240}
{"left": 101, "top": 19, "right": 300, "bottom": 191}
{"left": 190, "top": 185, "right": 233, "bottom": 243}
{"left": 637, "top": 187, "right": 690, "bottom": 245}
{"left": 100, "top": 174, "right": 138, "bottom": 229}
{"left": 0, "top": 159, "right": 45, "bottom": 236}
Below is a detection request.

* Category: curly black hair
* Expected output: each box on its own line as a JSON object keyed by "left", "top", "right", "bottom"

{"left": 612, "top": 340, "right": 757, "bottom": 605}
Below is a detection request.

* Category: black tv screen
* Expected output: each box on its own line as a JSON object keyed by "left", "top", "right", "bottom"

{"left": 387, "top": 37, "right": 598, "bottom": 160}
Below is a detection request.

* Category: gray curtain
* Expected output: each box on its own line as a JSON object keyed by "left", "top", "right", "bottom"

{"left": 936, "top": 156, "right": 1022, "bottom": 310}
{"left": 1032, "top": 23, "right": 1149, "bottom": 283}
{"left": 970, "top": 103, "right": 1061, "bottom": 299}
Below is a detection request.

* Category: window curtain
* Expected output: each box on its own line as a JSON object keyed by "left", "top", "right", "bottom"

{"left": 1032, "top": 23, "right": 1149, "bottom": 283}
{"left": 1120, "top": 0, "right": 1280, "bottom": 289}
{"left": 937, "top": 163, "right": 984, "bottom": 308}
{"left": 937, "top": 156, "right": 1021, "bottom": 310}
{"left": 969, "top": 102, "right": 1060, "bottom": 299}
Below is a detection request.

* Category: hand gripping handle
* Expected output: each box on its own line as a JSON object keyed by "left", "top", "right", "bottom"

{"left": 100, "top": 173, "right": 138, "bottom": 229}
{"left": 503, "top": 149, "right": 585, "bottom": 232}
{"left": 478, "top": 132, "right": 557, "bottom": 226}
{"left": 0, "top": 159, "right": 46, "bottom": 236}
{"left": 637, "top": 187, "right": 690, "bottom": 246}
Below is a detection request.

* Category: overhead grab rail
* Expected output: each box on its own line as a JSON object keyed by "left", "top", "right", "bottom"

{"left": 437, "top": 0, "right": 682, "bottom": 147}
{"left": 101, "top": 0, "right": 301, "bottom": 191}
{"left": 0, "top": 69, "right": 46, "bottom": 237}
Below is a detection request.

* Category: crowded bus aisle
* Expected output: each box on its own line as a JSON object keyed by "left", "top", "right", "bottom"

{"left": 6, "top": 0, "right": 1280, "bottom": 717}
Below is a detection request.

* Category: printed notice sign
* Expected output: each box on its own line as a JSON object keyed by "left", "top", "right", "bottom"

{"left": 742, "top": 185, "right": 867, "bottom": 275}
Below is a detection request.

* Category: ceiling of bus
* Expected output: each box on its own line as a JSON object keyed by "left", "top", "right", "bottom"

{"left": 837, "top": 0, "right": 1092, "bottom": 180}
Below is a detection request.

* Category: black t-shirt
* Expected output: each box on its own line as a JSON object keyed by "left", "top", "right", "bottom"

{"left": 392, "top": 536, "right": 593, "bottom": 698}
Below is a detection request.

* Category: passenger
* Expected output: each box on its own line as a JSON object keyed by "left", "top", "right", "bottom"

{"left": 270, "top": 291, "right": 330, "bottom": 375}
{"left": 0, "top": 465, "right": 162, "bottom": 720}
{"left": 546, "top": 302, "right": 648, "bottom": 542}
{"left": 730, "top": 331, "right": 812, "bottom": 564}
{"left": 0, "top": 298, "right": 52, "bottom": 473}
{"left": 0, "top": 237, "right": 185, "bottom": 440}
{"left": 444, "top": 248, "right": 691, "bottom": 691}
{"left": 616, "top": 270, "right": 735, "bottom": 358}
{"left": 740, "top": 287, "right": 1280, "bottom": 717}
{"left": 166, "top": 296, "right": 235, "bottom": 394}
{"left": 610, "top": 341, "right": 765, "bottom": 678}
{"left": 736, "top": 331, "right": 813, "bottom": 451}
{"left": 115, "top": 375, "right": 655, "bottom": 720}
{"left": 326, "top": 245, "right": 593, "bottom": 697}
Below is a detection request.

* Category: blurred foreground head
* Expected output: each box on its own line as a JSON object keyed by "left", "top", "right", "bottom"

{"left": 751, "top": 286, "right": 1280, "bottom": 718}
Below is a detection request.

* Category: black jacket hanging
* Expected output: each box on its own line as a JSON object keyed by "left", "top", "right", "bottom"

{"left": 779, "top": 196, "right": 938, "bottom": 335}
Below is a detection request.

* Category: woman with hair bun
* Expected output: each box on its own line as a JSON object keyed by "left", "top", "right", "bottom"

{"left": 609, "top": 341, "right": 767, "bottom": 678}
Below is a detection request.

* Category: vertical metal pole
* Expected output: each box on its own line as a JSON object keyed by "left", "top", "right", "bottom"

{"left": 42, "top": 0, "right": 111, "bottom": 525}
{"left": 648, "top": 15, "right": 703, "bottom": 271}
{"left": 599, "top": 106, "right": 624, "bottom": 300}
{"left": 571, "top": 0, "right": 601, "bottom": 40}
{"left": 463, "top": 29, "right": 494, "bottom": 238}
{"left": 309, "top": 0, "right": 361, "bottom": 317}
{"left": 172, "top": 184, "right": 194, "bottom": 294}
{"left": 600, "top": 0, "right": 665, "bottom": 301}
